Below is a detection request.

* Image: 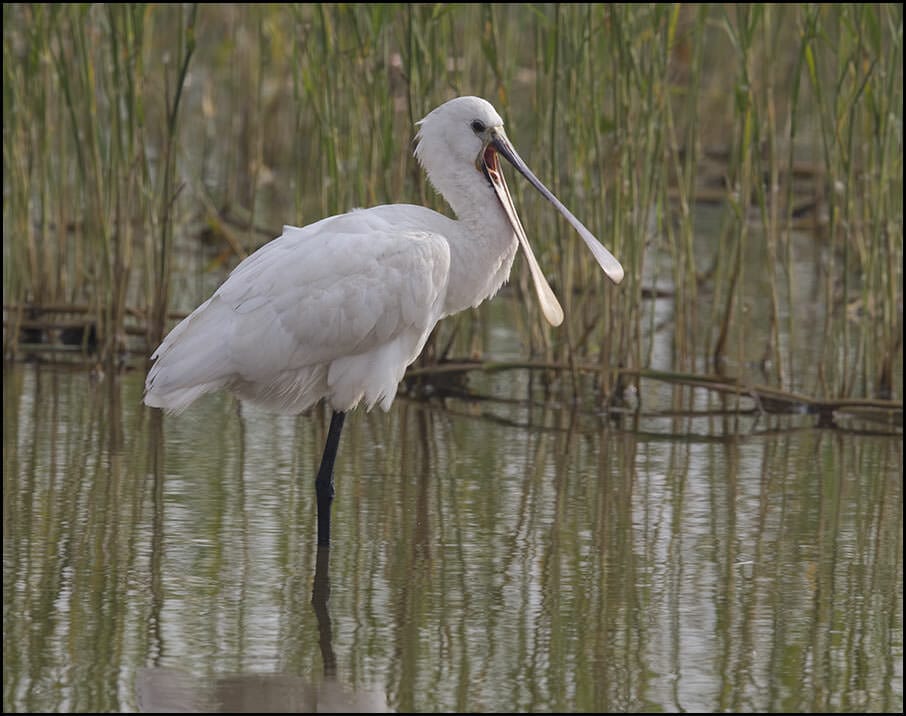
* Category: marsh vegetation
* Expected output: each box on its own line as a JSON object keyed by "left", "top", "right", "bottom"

{"left": 2, "top": 6, "right": 903, "bottom": 712}
{"left": 3, "top": 4, "right": 902, "bottom": 422}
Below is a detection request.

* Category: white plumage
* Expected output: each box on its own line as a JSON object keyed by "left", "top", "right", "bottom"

{"left": 144, "top": 96, "right": 622, "bottom": 416}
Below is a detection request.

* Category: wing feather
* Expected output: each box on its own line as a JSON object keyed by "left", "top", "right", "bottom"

{"left": 144, "top": 205, "right": 452, "bottom": 414}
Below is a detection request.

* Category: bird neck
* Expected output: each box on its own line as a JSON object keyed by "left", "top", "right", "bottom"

{"left": 420, "top": 155, "right": 520, "bottom": 317}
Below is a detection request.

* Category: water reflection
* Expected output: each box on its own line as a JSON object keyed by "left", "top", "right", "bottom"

{"left": 135, "top": 549, "right": 389, "bottom": 712}
{"left": 136, "top": 668, "right": 389, "bottom": 712}
{"left": 2, "top": 363, "right": 902, "bottom": 712}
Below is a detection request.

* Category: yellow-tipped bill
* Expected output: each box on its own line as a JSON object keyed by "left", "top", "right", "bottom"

{"left": 480, "top": 127, "right": 623, "bottom": 326}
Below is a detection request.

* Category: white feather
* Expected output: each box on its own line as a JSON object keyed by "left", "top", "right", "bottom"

{"left": 144, "top": 96, "right": 621, "bottom": 416}
{"left": 146, "top": 207, "right": 454, "bottom": 414}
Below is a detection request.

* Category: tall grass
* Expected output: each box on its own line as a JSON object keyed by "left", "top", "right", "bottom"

{"left": 2, "top": 4, "right": 902, "bottom": 402}
{"left": 3, "top": 4, "right": 197, "bottom": 359}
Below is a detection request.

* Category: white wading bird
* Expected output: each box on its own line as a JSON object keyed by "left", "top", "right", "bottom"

{"left": 144, "top": 96, "right": 623, "bottom": 546}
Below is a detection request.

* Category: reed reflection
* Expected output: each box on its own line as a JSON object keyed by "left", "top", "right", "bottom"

{"left": 135, "top": 667, "right": 389, "bottom": 712}
{"left": 135, "top": 543, "right": 387, "bottom": 712}
{"left": 1, "top": 364, "right": 902, "bottom": 713}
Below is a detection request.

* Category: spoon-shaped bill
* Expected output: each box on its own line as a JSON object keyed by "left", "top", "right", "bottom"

{"left": 492, "top": 130, "right": 624, "bottom": 286}
{"left": 486, "top": 163, "right": 565, "bottom": 326}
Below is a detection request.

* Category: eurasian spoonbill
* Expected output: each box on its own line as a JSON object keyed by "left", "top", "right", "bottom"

{"left": 144, "top": 96, "right": 623, "bottom": 546}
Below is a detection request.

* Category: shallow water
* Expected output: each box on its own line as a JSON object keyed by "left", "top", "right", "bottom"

{"left": 2, "top": 359, "right": 902, "bottom": 713}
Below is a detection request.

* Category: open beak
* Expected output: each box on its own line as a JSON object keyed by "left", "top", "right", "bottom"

{"left": 480, "top": 127, "right": 624, "bottom": 327}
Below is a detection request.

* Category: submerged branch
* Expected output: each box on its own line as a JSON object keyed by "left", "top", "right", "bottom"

{"left": 405, "top": 359, "right": 903, "bottom": 428}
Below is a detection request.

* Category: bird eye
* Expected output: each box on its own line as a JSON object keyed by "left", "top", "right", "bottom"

{"left": 470, "top": 120, "right": 486, "bottom": 134}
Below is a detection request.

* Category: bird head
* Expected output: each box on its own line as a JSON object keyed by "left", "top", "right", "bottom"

{"left": 415, "top": 96, "right": 624, "bottom": 326}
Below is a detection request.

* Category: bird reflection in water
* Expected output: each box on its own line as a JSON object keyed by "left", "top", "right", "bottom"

{"left": 135, "top": 548, "right": 388, "bottom": 712}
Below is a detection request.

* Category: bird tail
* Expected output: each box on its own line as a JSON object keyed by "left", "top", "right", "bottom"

{"left": 143, "top": 297, "right": 232, "bottom": 414}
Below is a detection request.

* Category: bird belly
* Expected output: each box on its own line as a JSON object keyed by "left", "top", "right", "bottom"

{"left": 230, "top": 327, "right": 429, "bottom": 415}
{"left": 326, "top": 330, "right": 425, "bottom": 412}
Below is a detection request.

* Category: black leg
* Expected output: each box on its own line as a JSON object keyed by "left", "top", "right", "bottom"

{"left": 311, "top": 546, "right": 336, "bottom": 678}
{"left": 315, "top": 410, "right": 346, "bottom": 547}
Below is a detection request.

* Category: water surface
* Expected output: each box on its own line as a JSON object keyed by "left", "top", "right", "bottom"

{"left": 3, "top": 360, "right": 901, "bottom": 712}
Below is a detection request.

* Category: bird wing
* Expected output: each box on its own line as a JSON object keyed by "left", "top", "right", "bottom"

{"left": 145, "top": 206, "right": 452, "bottom": 413}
